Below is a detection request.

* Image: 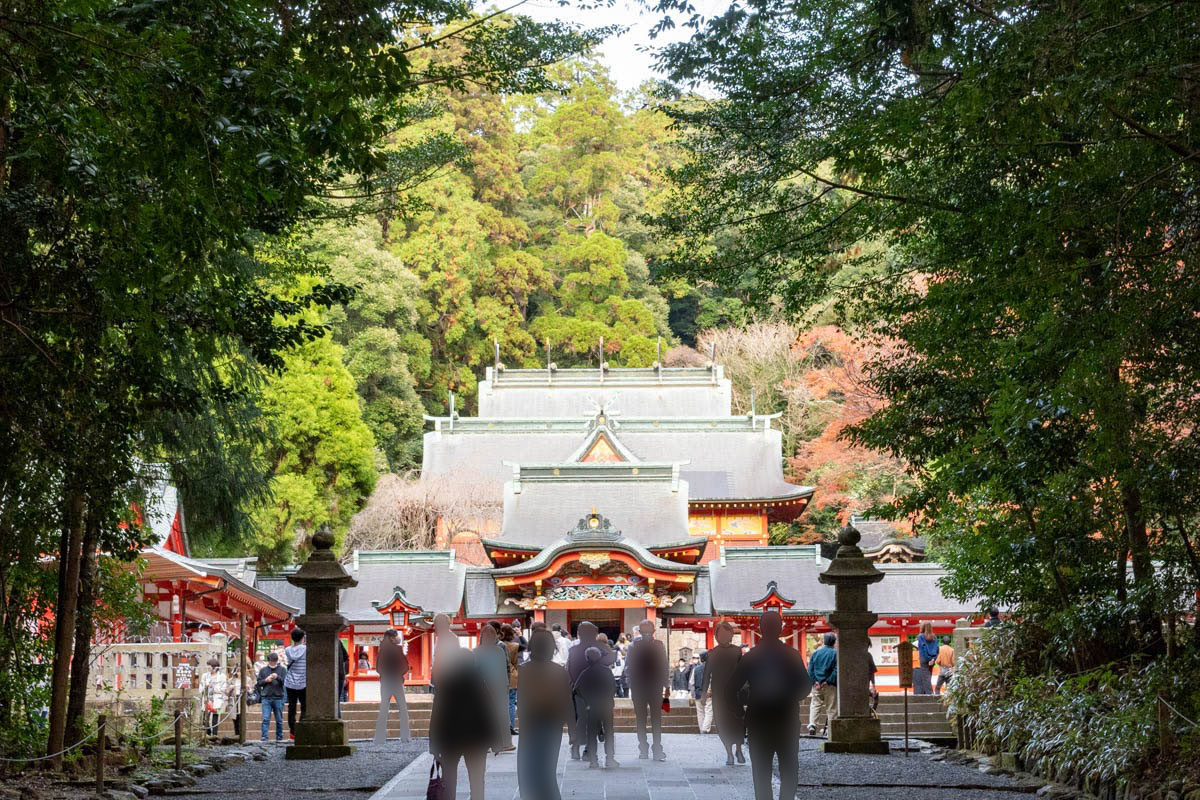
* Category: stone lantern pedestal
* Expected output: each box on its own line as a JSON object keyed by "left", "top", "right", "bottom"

{"left": 285, "top": 526, "right": 356, "bottom": 760}
{"left": 818, "top": 524, "right": 889, "bottom": 755}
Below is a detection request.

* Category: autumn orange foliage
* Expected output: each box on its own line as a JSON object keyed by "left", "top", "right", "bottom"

{"left": 786, "top": 326, "right": 912, "bottom": 537}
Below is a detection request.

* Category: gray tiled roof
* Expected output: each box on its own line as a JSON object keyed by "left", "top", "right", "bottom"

{"left": 489, "top": 528, "right": 702, "bottom": 578}
{"left": 258, "top": 553, "right": 468, "bottom": 624}
{"left": 501, "top": 475, "right": 690, "bottom": 547}
{"left": 254, "top": 575, "right": 307, "bottom": 615}
{"left": 463, "top": 568, "right": 498, "bottom": 618}
{"left": 708, "top": 548, "right": 833, "bottom": 613}
{"left": 872, "top": 564, "right": 975, "bottom": 616}
{"left": 342, "top": 552, "right": 467, "bottom": 623}
{"left": 622, "top": 428, "right": 809, "bottom": 500}
{"left": 422, "top": 425, "right": 811, "bottom": 503}
{"left": 706, "top": 548, "right": 973, "bottom": 617}
{"left": 476, "top": 366, "right": 733, "bottom": 419}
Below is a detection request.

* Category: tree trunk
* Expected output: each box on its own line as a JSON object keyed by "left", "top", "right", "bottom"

{"left": 47, "top": 491, "right": 85, "bottom": 766}
{"left": 1171, "top": 516, "right": 1200, "bottom": 649}
{"left": 1120, "top": 483, "right": 1160, "bottom": 652}
{"left": 66, "top": 508, "right": 100, "bottom": 746}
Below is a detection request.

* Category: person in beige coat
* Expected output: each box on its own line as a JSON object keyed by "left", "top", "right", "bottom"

{"left": 373, "top": 629, "right": 411, "bottom": 743}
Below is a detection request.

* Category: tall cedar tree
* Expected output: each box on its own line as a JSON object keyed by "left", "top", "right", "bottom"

{"left": 0, "top": 0, "right": 599, "bottom": 760}
{"left": 653, "top": 0, "right": 1199, "bottom": 660}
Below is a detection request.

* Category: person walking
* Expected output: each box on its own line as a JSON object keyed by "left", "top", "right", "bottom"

{"left": 283, "top": 628, "right": 307, "bottom": 739}
{"left": 517, "top": 629, "right": 572, "bottom": 800}
{"left": 691, "top": 651, "right": 711, "bottom": 733}
{"left": 500, "top": 623, "right": 521, "bottom": 735}
{"left": 373, "top": 629, "right": 411, "bottom": 743}
{"left": 626, "top": 619, "right": 669, "bottom": 761}
{"left": 983, "top": 607, "right": 1002, "bottom": 628}
{"left": 914, "top": 623, "right": 938, "bottom": 695}
{"left": 934, "top": 639, "right": 955, "bottom": 695}
{"left": 429, "top": 613, "right": 497, "bottom": 800}
{"left": 257, "top": 651, "right": 287, "bottom": 742}
{"left": 702, "top": 621, "right": 745, "bottom": 765}
{"left": 475, "top": 625, "right": 515, "bottom": 753}
{"left": 806, "top": 633, "right": 838, "bottom": 736}
{"left": 199, "top": 657, "right": 227, "bottom": 739}
{"left": 566, "top": 621, "right": 614, "bottom": 761}
{"left": 725, "top": 610, "right": 812, "bottom": 800}
{"left": 573, "top": 646, "right": 619, "bottom": 769}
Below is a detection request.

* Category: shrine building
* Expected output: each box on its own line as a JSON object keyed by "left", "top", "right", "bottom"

{"left": 242, "top": 360, "right": 979, "bottom": 698}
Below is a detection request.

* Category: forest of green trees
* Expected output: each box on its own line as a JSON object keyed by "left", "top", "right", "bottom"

{"left": 2, "top": 0, "right": 1197, "bottom": 787}
{"left": 184, "top": 61, "right": 889, "bottom": 565}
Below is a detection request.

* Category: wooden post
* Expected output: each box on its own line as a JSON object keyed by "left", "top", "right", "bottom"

{"left": 898, "top": 640, "right": 914, "bottom": 756}
{"left": 239, "top": 614, "right": 248, "bottom": 744}
{"left": 1158, "top": 696, "right": 1174, "bottom": 754}
{"left": 95, "top": 714, "right": 106, "bottom": 793}
{"left": 174, "top": 709, "right": 183, "bottom": 770}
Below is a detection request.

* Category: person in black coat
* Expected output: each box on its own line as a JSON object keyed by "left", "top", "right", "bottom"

{"left": 573, "top": 647, "right": 619, "bottom": 769}
{"left": 429, "top": 614, "right": 497, "bottom": 800}
{"left": 725, "top": 610, "right": 813, "bottom": 800}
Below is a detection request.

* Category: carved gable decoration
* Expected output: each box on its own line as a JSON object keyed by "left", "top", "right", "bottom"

{"left": 566, "top": 512, "right": 623, "bottom": 543}
{"left": 580, "top": 434, "right": 623, "bottom": 463}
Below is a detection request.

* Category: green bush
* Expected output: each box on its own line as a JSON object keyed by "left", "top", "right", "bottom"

{"left": 949, "top": 625, "right": 1200, "bottom": 788}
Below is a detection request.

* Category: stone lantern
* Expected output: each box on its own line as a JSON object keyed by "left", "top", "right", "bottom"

{"left": 285, "top": 525, "right": 356, "bottom": 759}
{"left": 818, "top": 523, "right": 889, "bottom": 754}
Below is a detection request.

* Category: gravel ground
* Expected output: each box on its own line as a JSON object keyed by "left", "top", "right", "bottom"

{"left": 789, "top": 737, "right": 1030, "bottom": 789}
{"left": 162, "top": 739, "right": 426, "bottom": 800}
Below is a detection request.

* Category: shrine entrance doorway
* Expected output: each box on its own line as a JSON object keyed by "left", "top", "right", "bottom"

{"left": 568, "top": 609, "right": 622, "bottom": 642}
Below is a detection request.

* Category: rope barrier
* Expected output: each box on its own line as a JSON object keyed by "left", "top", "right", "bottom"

{"left": 1160, "top": 697, "right": 1199, "bottom": 729}
{"left": 124, "top": 711, "right": 189, "bottom": 744}
{"left": 0, "top": 726, "right": 98, "bottom": 763}
{"left": 1, "top": 704, "right": 197, "bottom": 763}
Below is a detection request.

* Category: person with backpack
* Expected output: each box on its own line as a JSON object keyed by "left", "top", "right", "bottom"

{"left": 566, "top": 621, "right": 615, "bottom": 761}
{"left": 725, "top": 610, "right": 812, "bottom": 800}
{"left": 283, "top": 628, "right": 307, "bottom": 739}
{"left": 806, "top": 633, "right": 838, "bottom": 736}
{"left": 256, "top": 651, "right": 287, "bottom": 742}
{"left": 572, "top": 646, "right": 619, "bottom": 769}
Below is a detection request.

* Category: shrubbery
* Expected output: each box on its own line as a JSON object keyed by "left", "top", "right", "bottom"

{"left": 949, "top": 625, "right": 1200, "bottom": 792}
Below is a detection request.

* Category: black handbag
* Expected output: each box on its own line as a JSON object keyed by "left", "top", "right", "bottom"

{"left": 426, "top": 760, "right": 444, "bottom": 800}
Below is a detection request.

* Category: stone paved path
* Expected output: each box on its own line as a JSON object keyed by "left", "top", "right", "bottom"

{"left": 371, "top": 735, "right": 1032, "bottom": 800}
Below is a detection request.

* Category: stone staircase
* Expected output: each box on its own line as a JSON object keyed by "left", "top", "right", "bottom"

{"left": 336, "top": 693, "right": 955, "bottom": 742}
